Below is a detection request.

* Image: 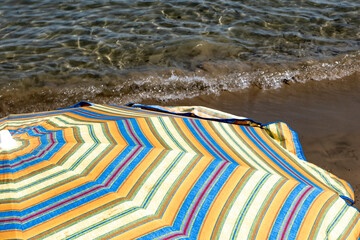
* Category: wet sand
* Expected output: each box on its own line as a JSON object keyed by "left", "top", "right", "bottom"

{"left": 147, "top": 72, "right": 360, "bottom": 210}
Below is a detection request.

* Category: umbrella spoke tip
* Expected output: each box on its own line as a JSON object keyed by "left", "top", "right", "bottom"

{"left": 0, "top": 130, "right": 18, "bottom": 151}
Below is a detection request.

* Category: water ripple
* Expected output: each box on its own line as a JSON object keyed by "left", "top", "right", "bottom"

{"left": 0, "top": 0, "right": 359, "bottom": 85}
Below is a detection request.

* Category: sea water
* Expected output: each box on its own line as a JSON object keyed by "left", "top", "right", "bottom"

{"left": 0, "top": 0, "right": 359, "bottom": 115}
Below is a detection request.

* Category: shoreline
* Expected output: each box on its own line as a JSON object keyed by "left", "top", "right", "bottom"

{"left": 1, "top": 52, "right": 359, "bottom": 118}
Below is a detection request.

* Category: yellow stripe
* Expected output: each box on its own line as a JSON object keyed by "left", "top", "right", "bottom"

{"left": 199, "top": 166, "right": 250, "bottom": 239}
{"left": 296, "top": 190, "right": 337, "bottom": 239}
{"left": 255, "top": 180, "right": 298, "bottom": 239}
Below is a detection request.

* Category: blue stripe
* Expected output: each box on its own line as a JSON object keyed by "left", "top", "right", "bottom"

{"left": 137, "top": 158, "right": 224, "bottom": 239}
{"left": 268, "top": 183, "right": 307, "bottom": 240}
{"left": 288, "top": 188, "right": 321, "bottom": 239}
{"left": 340, "top": 195, "right": 354, "bottom": 205}
{"left": 0, "top": 119, "right": 154, "bottom": 230}
{"left": 188, "top": 164, "right": 237, "bottom": 239}
{"left": 0, "top": 146, "right": 152, "bottom": 230}
{"left": 0, "top": 109, "right": 79, "bottom": 123}
{"left": 126, "top": 118, "right": 152, "bottom": 147}
{"left": 232, "top": 174, "right": 270, "bottom": 240}
{"left": 242, "top": 126, "right": 317, "bottom": 188}
{"left": 289, "top": 128, "right": 306, "bottom": 161}
{"left": 0, "top": 127, "right": 65, "bottom": 174}
{"left": 127, "top": 104, "right": 262, "bottom": 126}
{"left": 183, "top": 119, "right": 237, "bottom": 164}
{"left": 67, "top": 151, "right": 186, "bottom": 239}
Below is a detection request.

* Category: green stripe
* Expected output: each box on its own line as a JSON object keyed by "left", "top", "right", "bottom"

{"left": 231, "top": 173, "right": 270, "bottom": 239}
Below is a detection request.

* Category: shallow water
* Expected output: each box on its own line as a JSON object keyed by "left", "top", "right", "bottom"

{"left": 0, "top": 0, "right": 359, "bottom": 115}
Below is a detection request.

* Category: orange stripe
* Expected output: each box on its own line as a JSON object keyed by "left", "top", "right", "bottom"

{"left": 232, "top": 125, "right": 294, "bottom": 179}
{"left": 254, "top": 127, "right": 333, "bottom": 192}
{"left": 1, "top": 121, "right": 127, "bottom": 210}
{"left": 296, "top": 190, "right": 337, "bottom": 239}
{"left": 20, "top": 147, "right": 163, "bottom": 239}
{"left": 345, "top": 216, "right": 360, "bottom": 240}
{"left": 202, "top": 121, "right": 248, "bottom": 166}
{"left": 174, "top": 119, "right": 212, "bottom": 157}
{"left": 308, "top": 194, "right": 338, "bottom": 239}
{"left": 198, "top": 166, "right": 250, "bottom": 239}
{"left": 105, "top": 155, "right": 214, "bottom": 239}
{"left": 249, "top": 178, "right": 287, "bottom": 239}
{"left": 255, "top": 180, "right": 298, "bottom": 239}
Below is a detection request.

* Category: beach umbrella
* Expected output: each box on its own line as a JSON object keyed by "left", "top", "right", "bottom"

{"left": 0, "top": 102, "right": 359, "bottom": 239}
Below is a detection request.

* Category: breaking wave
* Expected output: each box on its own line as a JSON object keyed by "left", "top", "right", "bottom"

{"left": 1, "top": 52, "right": 359, "bottom": 117}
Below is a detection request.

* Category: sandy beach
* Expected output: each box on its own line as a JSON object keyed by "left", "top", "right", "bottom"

{"left": 147, "top": 72, "right": 360, "bottom": 210}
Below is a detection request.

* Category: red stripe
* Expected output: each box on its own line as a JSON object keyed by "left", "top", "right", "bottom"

{"left": 1, "top": 119, "right": 144, "bottom": 223}
{"left": 124, "top": 119, "right": 142, "bottom": 146}
{"left": 163, "top": 161, "right": 227, "bottom": 239}
{"left": 280, "top": 186, "right": 313, "bottom": 240}
{"left": 189, "top": 119, "right": 228, "bottom": 162}
{"left": 0, "top": 146, "right": 141, "bottom": 224}
{"left": 245, "top": 127, "right": 312, "bottom": 186}
{"left": 0, "top": 132, "right": 56, "bottom": 169}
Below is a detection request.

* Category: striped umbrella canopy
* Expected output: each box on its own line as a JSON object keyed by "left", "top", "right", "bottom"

{"left": 0, "top": 102, "right": 359, "bottom": 239}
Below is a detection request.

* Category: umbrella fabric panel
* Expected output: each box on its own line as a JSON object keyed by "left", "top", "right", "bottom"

{"left": 129, "top": 104, "right": 263, "bottom": 128}
{"left": 264, "top": 121, "right": 305, "bottom": 161}
{"left": 128, "top": 104, "right": 248, "bottom": 120}
{"left": 129, "top": 104, "right": 354, "bottom": 201}
{"left": 0, "top": 104, "right": 359, "bottom": 239}
{"left": 130, "top": 104, "right": 304, "bottom": 160}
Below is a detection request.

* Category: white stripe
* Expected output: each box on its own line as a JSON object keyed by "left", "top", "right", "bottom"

{"left": 218, "top": 170, "right": 268, "bottom": 240}
{"left": 49, "top": 151, "right": 197, "bottom": 239}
